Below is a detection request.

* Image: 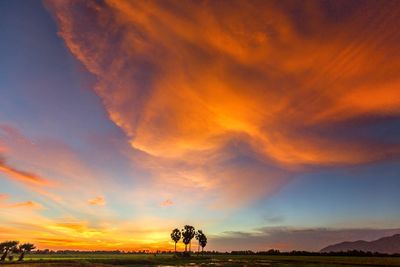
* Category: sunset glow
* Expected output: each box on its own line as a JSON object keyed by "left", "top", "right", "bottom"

{"left": 0, "top": 0, "right": 400, "bottom": 252}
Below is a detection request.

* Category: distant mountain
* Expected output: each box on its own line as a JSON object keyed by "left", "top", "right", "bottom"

{"left": 320, "top": 234, "right": 400, "bottom": 254}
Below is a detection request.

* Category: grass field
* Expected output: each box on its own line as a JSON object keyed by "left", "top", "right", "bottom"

{"left": 0, "top": 254, "right": 399, "bottom": 266}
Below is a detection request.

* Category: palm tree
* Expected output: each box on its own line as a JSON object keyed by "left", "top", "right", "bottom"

{"left": 18, "top": 243, "right": 36, "bottom": 261}
{"left": 170, "top": 228, "right": 181, "bottom": 253}
{"left": 195, "top": 230, "right": 204, "bottom": 253}
{"left": 0, "top": 241, "right": 19, "bottom": 261}
{"left": 199, "top": 232, "right": 207, "bottom": 254}
{"left": 181, "top": 225, "right": 195, "bottom": 253}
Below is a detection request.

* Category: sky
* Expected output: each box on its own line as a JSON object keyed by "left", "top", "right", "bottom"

{"left": 0, "top": 0, "right": 400, "bottom": 252}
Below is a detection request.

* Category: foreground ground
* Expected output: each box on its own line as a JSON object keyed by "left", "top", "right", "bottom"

{"left": 1, "top": 254, "right": 400, "bottom": 266}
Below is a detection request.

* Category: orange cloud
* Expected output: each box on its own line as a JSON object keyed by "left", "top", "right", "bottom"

{"left": 0, "top": 157, "right": 50, "bottom": 186}
{"left": 0, "top": 214, "right": 186, "bottom": 251}
{"left": 88, "top": 196, "right": 106, "bottom": 206}
{"left": 0, "top": 196, "right": 43, "bottom": 209}
{"left": 0, "top": 124, "right": 115, "bottom": 214}
{"left": 45, "top": 0, "right": 400, "bottom": 206}
{"left": 9, "top": 201, "right": 43, "bottom": 209}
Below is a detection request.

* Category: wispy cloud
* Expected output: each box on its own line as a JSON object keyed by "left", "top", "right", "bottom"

{"left": 88, "top": 196, "right": 106, "bottom": 206}
{"left": 9, "top": 201, "right": 43, "bottom": 209}
{"left": 0, "top": 125, "right": 51, "bottom": 186}
{"left": 0, "top": 157, "right": 50, "bottom": 186}
{"left": 0, "top": 195, "right": 43, "bottom": 210}
{"left": 160, "top": 199, "right": 173, "bottom": 207}
{"left": 0, "top": 123, "right": 117, "bottom": 213}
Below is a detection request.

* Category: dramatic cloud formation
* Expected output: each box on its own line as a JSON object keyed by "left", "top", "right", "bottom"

{"left": 44, "top": 0, "right": 400, "bottom": 208}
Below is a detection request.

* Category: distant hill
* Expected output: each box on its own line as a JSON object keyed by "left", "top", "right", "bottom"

{"left": 320, "top": 234, "right": 400, "bottom": 254}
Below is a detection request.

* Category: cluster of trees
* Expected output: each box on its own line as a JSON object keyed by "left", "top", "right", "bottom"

{"left": 170, "top": 225, "right": 207, "bottom": 253}
{"left": 0, "top": 241, "right": 35, "bottom": 261}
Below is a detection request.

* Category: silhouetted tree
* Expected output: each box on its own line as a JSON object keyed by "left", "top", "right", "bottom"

{"left": 0, "top": 241, "right": 19, "bottom": 261}
{"left": 195, "top": 230, "right": 204, "bottom": 253}
{"left": 18, "top": 243, "right": 36, "bottom": 261}
{"left": 0, "top": 243, "right": 4, "bottom": 259}
{"left": 10, "top": 245, "right": 20, "bottom": 261}
{"left": 181, "top": 225, "right": 195, "bottom": 252}
{"left": 170, "top": 228, "right": 181, "bottom": 253}
{"left": 199, "top": 232, "right": 207, "bottom": 253}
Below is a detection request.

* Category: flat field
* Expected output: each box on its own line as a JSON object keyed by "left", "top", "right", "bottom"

{"left": 1, "top": 254, "right": 400, "bottom": 266}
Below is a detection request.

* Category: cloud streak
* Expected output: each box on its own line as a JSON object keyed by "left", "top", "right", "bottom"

{"left": 0, "top": 125, "right": 50, "bottom": 185}
{"left": 9, "top": 201, "right": 43, "bottom": 209}
{"left": 0, "top": 157, "right": 50, "bottom": 186}
{"left": 88, "top": 196, "right": 106, "bottom": 206}
{"left": 160, "top": 199, "right": 173, "bottom": 207}
{"left": 0, "top": 194, "right": 43, "bottom": 209}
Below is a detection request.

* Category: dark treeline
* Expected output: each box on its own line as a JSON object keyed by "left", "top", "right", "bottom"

{"left": 30, "top": 249, "right": 400, "bottom": 257}
{"left": 229, "top": 249, "right": 400, "bottom": 257}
